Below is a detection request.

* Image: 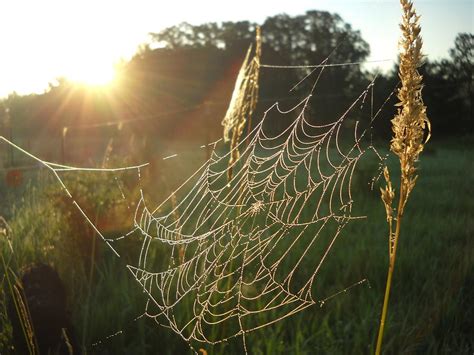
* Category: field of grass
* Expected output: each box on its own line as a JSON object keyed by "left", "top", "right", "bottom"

{"left": 1, "top": 137, "right": 473, "bottom": 354}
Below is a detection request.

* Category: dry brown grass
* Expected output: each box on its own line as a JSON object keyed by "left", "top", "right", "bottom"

{"left": 221, "top": 27, "right": 261, "bottom": 180}
{"left": 376, "top": 0, "right": 431, "bottom": 353}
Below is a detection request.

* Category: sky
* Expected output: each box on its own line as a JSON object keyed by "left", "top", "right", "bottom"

{"left": 0, "top": 0, "right": 472, "bottom": 99}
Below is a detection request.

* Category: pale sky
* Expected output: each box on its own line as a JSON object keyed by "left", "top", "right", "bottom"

{"left": 0, "top": 0, "right": 472, "bottom": 98}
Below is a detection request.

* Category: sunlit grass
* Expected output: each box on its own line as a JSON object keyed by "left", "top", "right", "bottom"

{"left": 1, "top": 139, "right": 472, "bottom": 354}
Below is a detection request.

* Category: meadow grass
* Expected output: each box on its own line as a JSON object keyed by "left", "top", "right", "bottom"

{"left": 1, "top": 138, "right": 473, "bottom": 354}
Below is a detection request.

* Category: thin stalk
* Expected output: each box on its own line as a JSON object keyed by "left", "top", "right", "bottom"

{"left": 82, "top": 152, "right": 109, "bottom": 352}
{"left": 1, "top": 253, "right": 36, "bottom": 355}
{"left": 375, "top": 182, "right": 405, "bottom": 354}
{"left": 376, "top": 1, "right": 429, "bottom": 352}
{"left": 81, "top": 212, "right": 99, "bottom": 354}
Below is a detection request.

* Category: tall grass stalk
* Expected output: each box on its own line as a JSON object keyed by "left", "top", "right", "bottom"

{"left": 375, "top": 0, "right": 431, "bottom": 353}
{"left": 1, "top": 253, "right": 37, "bottom": 354}
{"left": 222, "top": 26, "right": 261, "bottom": 180}
{"left": 82, "top": 152, "right": 113, "bottom": 352}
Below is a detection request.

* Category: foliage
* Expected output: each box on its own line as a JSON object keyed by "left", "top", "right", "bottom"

{"left": 151, "top": 11, "right": 369, "bottom": 66}
{"left": 0, "top": 167, "right": 131, "bottom": 353}
{"left": 0, "top": 10, "right": 371, "bottom": 149}
{"left": 426, "top": 32, "right": 473, "bottom": 135}
{"left": 373, "top": 32, "right": 473, "bottom": 139}
{"left": 0, "top": 13, "right": 470, "bottom": 146}
{"left": 2, "top": 141, "right": 472, "bottom": 354}
{"left": 150, "top": 11, "right": 370, "bottom": 128}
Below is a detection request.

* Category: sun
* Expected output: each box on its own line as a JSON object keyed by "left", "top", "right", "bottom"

{"left": 67, "top": 63, "right": 117, "bottom": 88}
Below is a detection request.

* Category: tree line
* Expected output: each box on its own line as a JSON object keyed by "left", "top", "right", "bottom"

{"left": 0, "top": 11, "right": 472, "bottom": 147}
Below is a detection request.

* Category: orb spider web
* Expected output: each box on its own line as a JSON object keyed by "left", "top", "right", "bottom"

{"left": 124, "top": 62, "right": 388, "bottom": 352}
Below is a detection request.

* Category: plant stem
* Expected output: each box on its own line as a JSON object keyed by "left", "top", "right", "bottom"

{"left": 1, "top": 253, "right": 36, "bottom": 354}
{"left": 375, "top": 183, "right": 405, "bottom": 355}
{"left": 81, "top": 210, "right": 100, "bottom": 354}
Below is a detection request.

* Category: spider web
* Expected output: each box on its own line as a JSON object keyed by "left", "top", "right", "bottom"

{"left": 117, "top": 63, "right": 390, "bottom": 350}
{"left": 0, "top": 54, "right": 394, "bottom": 353}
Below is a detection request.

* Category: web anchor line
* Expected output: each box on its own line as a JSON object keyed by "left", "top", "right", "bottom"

{"left": 259, "top": 58, "right": 392, "bottom": 69}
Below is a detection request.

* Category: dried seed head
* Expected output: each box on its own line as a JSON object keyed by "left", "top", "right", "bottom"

{"left": 223, "top": 27, "right": 261, "bottom": 181}
{"left": 380, "top": 167, "right": 395, "bottom": 222}
{"left": 389, "top": 0, "right": 431, "bottom": 213}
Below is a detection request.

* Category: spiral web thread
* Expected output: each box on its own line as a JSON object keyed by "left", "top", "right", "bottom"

{"left": 0, "top": 54, "right": 395, "bottom": 353}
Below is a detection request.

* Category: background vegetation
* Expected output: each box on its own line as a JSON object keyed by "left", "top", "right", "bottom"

{"left": 0, "top": 12, "right": 471, "bottom": 166}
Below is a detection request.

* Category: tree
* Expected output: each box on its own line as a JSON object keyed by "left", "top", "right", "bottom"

{"left": 447, "top": 33, "right": 473, "bottom": 123}
{"left": 151, "top": 11, "right": 370, "bottom": 66}
{"left": 372, "top": 32, "right": 473, "bottom": 138}
{"left": 421, "top": 33, "right": 473, "bottom": 135}
{"left": 150, "top": 11, "right": 371, "bottom": 127}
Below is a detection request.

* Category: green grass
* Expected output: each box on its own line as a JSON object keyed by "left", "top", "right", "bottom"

{"left": 1, "top": 139, "right": 473, "bottom": 354}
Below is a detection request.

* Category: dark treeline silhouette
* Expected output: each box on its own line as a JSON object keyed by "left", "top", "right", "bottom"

{"left": 0, "top": 11, "right": 472, "bottom": 164}
{"left": 132, "top": 11, "right": 371, "bottom": 137}
{"left": 372, "top": 32, "right": 473, "bottom": 140}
